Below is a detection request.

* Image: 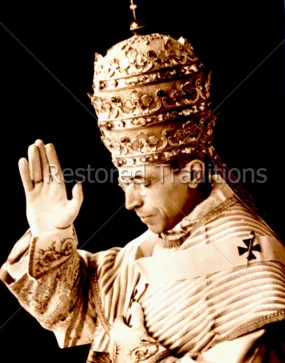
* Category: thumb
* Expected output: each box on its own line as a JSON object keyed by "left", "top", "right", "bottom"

{"left": 70, "top": 182, "right": 84, "bottom": 211}
{"left": 130, "top": 302, "right": 147, "bottom": 332}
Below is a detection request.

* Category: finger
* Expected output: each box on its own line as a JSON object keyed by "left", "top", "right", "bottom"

{"left": 45, "top": 143, "right": 64, "bottom": 184}
{"left": 34, "top": 139, "right": 49, "bottom": 183}
{"left": 129, "top": 302, "right": 147, "bottom": 332}
{"left": 28, "top": 145, "right": 42, "bottom": 183}
{"left": 18, "top": 158, "right": 33, "bottom": 193}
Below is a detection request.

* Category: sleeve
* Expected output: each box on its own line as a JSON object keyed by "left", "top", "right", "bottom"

{"left": 0, "top": 226, "right": 122, "bottom": 349}
{"left": 100, "top": 328, "right": 273, "bottom": 363}
{"left": 153, "top": 325, "right": 285, "bottom": 362}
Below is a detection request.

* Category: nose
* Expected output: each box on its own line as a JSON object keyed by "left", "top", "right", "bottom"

{"left": 125, "top": 185, "right": 144, "bottom": 210}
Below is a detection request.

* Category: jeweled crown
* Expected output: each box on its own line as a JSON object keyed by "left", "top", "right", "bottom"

{"left": 89, "top": 15, "right": 216, "bottom": 167}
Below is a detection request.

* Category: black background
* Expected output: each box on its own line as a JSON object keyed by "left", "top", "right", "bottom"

{"left": 0, "top": 1, "right": 284, "bottom": 362}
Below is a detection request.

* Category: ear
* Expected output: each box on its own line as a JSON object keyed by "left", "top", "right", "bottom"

{"left": 184, "top": 159, "right": 205, "bottom": 189}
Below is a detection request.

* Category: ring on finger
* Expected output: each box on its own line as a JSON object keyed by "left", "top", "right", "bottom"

{"left": 34, "top": 179, "right": 43, "bottom": 184}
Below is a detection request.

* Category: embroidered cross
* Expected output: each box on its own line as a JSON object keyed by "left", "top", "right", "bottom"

{"left": 238, "top": 231, "right": 261, "bottom": 265}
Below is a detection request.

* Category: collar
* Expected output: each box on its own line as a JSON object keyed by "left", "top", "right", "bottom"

{"left": 157, "top": 174, "right": 235, "bottom": 248}
{"left": 134, "top": 174, "right": 236, "bottom": 258}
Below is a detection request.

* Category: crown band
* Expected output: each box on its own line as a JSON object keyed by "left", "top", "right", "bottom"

{"left": 98, "top": 101, "right": 211, "bottom": 130}
{"left": 93, "top": 63, "right": 202, "bottom": 91}
{"left": 91, "top": 73, "right": 211, "bottom": 123}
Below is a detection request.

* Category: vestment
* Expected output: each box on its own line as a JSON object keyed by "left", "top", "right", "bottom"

{"left": 1, "top": 175, "right": 285, "bottom": 362}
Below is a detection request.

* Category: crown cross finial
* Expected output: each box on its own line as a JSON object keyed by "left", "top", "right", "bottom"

{"left": 130, "top": 0, "right": 138, "bottom": 20}
{"left": 129, "top": 0, "right": 146, "bottom": 34}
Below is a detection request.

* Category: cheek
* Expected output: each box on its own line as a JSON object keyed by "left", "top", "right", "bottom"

{"left": 140, "top": 192, "right": 167, "bottom": 224}
{"left": 154, "top": 184, "right": 189, "bottom": 221}
{"left": 173, "top": 187, "right": 190, "bottom": 211}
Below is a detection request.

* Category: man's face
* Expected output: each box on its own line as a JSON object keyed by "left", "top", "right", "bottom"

{"left": 118, "top": 164, "right": 198, "bottom": 234}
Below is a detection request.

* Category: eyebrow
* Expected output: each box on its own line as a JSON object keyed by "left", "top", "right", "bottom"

{"left": 118, "top": 173, "right": 156, "bottom": 182}
{"left": 119, "top": 175, "right": 146, "bottom": 181}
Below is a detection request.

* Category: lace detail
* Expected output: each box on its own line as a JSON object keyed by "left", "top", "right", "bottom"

{"left": 158, "top": 196, "right": 237, "bottom": 248}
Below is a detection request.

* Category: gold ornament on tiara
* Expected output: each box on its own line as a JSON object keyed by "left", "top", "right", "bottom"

{"left": 89, "top": 3, "right": 216, "bottom": 167}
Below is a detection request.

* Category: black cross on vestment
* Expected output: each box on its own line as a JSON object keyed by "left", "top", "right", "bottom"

{"left": 238, "top": 231, "right": 261, "bottom": 264}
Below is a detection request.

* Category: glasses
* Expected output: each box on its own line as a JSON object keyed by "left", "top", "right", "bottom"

{"left": 117, "top": 166, "right": 178, "bottom": 196}
{"left": 118, "top": 176, "right": 150, "bottom": 196}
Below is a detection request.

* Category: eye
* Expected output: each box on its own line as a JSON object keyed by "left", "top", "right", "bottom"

{"left": 118, "top": 178, "right": 130, "bottom": 190}
{"left": 133, "top": 177, "right": 151, "bottom": 188}
{"left": 142, "top": 179, "right": 151, "bottom": 187}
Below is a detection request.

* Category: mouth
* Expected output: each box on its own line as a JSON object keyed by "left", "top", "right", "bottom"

{"left": 138, "top": 214, "right": 153, "bottom": 222}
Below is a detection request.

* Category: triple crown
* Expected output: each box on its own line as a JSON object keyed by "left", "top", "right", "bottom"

{"left": 89, "top": 33, "right": 216, "bottom": 167}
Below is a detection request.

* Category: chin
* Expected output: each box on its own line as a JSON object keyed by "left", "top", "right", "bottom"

{"left": 147, "top": 223, "right": 165, "bottom": 234}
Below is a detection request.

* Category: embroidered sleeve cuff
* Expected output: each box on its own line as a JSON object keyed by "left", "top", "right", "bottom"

{"left": 28, "top": 226, "right": 77, "bottom": 279}
{"left": 131, "top": 343, "right": 171, "bottom": 363}
{"left": 148, "top": 348, "right": 172, "bottom": 362}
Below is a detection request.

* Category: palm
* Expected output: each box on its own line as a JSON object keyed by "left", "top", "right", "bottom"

{"left": 19, "top": 140, "right": 83, "bottom": 236}
{"left": 26, "top": 183, "right": 72, "bottom": 233}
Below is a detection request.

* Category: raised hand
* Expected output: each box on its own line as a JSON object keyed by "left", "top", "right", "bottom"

{"left": 18, "top": 139, "right": 83, "bottom": 236}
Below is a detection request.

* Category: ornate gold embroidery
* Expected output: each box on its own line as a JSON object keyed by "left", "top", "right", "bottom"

{"left": 94, "top": 34, "right": 199, "bottom": 83}
{"left": 90, "top": 74, "right": 210, "bottom": 124}
{"left": 90, "top": 32, "right": 215, "bottom": 168}
{"left": 35, "top": 238, "right": 74, "bottom": 275}
{"left": 101, "top": 113, "right": 216, "bottom": 167}
{"left": 129, "top": 337, "right": 159, "bottom": 362}
{"left": 98, "top": 102, "right": 208, "bottom": 131}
